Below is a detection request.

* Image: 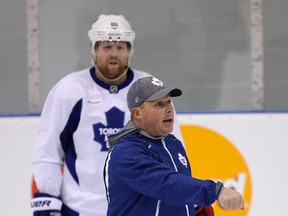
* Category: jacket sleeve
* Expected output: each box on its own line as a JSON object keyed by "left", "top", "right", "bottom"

{"left": 109, "top": 141, "right": 217, "bottom": 206}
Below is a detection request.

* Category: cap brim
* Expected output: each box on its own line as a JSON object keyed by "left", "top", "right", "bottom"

{"left": 146, "top": 88, "right": 182, "bottom": 102}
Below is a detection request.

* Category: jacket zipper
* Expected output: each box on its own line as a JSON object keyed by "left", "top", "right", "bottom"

{"left": 160, "top": 138, "right": 190, "bottom": 216}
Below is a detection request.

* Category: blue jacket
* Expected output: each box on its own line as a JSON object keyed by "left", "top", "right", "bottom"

{"left": 104, "top": 121, "right": 218, "bottom": 216}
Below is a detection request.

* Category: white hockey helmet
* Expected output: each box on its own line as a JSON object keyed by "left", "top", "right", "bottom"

{"left": 88, "top": 14, "right": 135, "bottom": 55}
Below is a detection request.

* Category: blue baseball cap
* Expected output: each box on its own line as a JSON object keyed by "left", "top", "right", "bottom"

{"left": 127, "top": 76, "right": 182, "bottom": 110}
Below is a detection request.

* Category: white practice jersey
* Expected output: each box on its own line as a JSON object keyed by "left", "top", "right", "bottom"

{"left": 32, "top": 67, "right": 184, "bottom": 216}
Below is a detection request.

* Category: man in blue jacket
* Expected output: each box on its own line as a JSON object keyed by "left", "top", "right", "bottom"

{"left": 104, "top": 76, "right": 244, "bottom": 216}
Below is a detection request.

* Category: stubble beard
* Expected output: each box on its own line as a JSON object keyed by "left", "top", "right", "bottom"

{"left": 102, "top": 65, "right": 127, "bottom": 79}
{"left": 96, "top": 58, "right": 128, "bottom": 80}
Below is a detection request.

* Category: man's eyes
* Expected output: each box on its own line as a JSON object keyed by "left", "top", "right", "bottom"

{"left": 154, "top": 100, "right": 172, "bottom": 108}
{"left": 155, "top": 103, "right": 163, "bottom": 108}
{"left": 103, "top": 46, "right": 126, "bottom": 50}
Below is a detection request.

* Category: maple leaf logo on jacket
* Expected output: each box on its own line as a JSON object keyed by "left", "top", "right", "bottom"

{"left": 178, "top": 153, "right": 188, "bottom": 168}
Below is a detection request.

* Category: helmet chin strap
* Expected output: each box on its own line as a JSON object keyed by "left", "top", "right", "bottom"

{"left": 92, "top": 53, "right": 132, "bottom": 85}
{"left": 97, "top": 66, "right": 129, "bottom": 84}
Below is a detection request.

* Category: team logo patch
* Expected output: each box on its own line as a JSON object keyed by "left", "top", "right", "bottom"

{"left": 134, "top": 96, "right": 140, "bottom": 103}
{"left": 151, "top": 77, "right": 164, "bottom": 87}
{"left": 110, "top": 85, "right": 118, "bottom": 93}
{"left": 110, "top": 22, "right": 118, "bottom": 29}
{"left": 93, "top": 107, "right": 125, "bottom": 151}
{"left": 178, "top": 153, "right": 188, "bottom": 168}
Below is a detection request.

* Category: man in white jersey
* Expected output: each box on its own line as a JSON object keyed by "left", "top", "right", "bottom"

{"left": 31, "top": 14, "right": 183, "bottom": 216}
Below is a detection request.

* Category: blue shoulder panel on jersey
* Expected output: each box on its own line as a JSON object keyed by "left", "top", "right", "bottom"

{"left": 60, "top": 98, "right": 82, "bottom": 184}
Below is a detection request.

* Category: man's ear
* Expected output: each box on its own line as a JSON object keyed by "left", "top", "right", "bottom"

{"left": 131, "top": 107, "right": 142, "bottom": 120}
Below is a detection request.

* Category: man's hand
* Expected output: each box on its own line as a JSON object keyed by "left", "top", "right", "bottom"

{"left": 217, "top": 187, "right": 244, "bottom": 210}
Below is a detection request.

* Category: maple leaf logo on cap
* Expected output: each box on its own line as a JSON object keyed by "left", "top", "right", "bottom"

{"left": 151, "top": 77, "right": 164, "bottom": 87}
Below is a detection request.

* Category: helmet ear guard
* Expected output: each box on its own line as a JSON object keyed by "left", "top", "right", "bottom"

{"left": 88, "top": 15, "right": 135, "bottom": 56}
